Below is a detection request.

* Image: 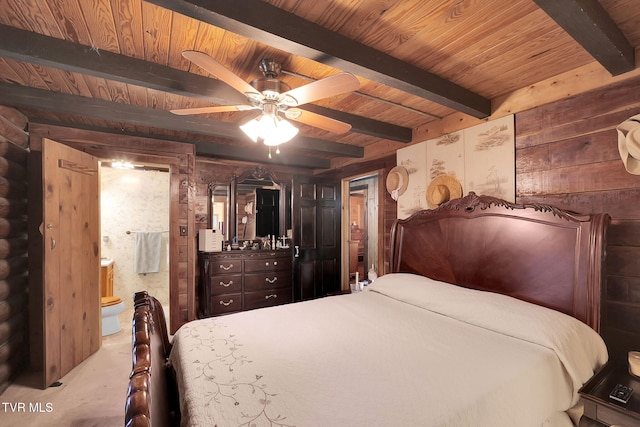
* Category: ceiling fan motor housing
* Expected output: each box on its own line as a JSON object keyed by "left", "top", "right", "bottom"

{"left": 251, "top": 58, "right": 294, "bottom": 103}
{"left": 250, "top": 78, "right": 291, "bottom": 100}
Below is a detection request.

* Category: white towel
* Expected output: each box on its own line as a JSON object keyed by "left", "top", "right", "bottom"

{"left": 134, "top": 231, "right": 162, "bottom": 274}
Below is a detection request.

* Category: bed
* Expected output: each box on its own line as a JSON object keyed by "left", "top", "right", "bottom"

{"left": 125, "top": 192, "right": 611, "bottom": 427}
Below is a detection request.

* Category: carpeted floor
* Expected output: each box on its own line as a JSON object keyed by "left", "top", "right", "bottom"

{"left": 1, "top": 324, "right": 131, "bottom": 427}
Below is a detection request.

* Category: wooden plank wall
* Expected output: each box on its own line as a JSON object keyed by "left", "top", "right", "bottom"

{"left": 0, "top": 106, "right": 29, "bottom": 394}
{"left": 336, "top": 75, "right": 640, "bottom": 363}
{"left": 26, "top": 124, "right": 195, "bottom": 334}
{"left": 516, "top": 74, "right": 640, "bottom": 364}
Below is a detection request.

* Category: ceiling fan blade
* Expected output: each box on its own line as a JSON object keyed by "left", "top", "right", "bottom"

{"left": 171, "top": 105, "right": 256, "bottom": 115}
{"left": 285, "top": 108, "right": 352, "bottom": 134}
{"left": 280, "top": 72, "right": 360, "bottom": 107}
{"left": 182, "top": 50, "right": 262, "bottom": 99}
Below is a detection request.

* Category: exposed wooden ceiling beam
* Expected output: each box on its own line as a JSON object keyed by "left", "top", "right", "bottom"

{"left": 29, "top": 120, "right": 330, "bottom": 169}
{"left": 0, "top": 24, "right": 409, "bottom": 143}
{"left": 300, "top": 105, "right": 412, "bottom": 142}
{"left": 0, "top": 83, "right": 363, "bottom": 159}
{"left": 192, "top": 141, "right": 331, "bottom": 168}
{"left": 0, "top": 24, "right": 246, "bottom": 106}
{"left": 533, "top": 0, "right": 634, "bottom": 76}
{"left": 146, "top": 0, "right": 492, "bottom": 118}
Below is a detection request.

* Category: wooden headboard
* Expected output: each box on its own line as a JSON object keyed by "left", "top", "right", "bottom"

{"left": 390, "top": 193, "right": 610, "bottom": 331}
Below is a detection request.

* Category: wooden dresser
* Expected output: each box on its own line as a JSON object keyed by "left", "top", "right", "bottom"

{"left": 199, "top": 250, "right": 293, "bottom": 317}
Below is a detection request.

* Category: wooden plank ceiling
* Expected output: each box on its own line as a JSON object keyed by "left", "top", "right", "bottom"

{"left": 0, "top": 0, "right": 637, "bottom": 169}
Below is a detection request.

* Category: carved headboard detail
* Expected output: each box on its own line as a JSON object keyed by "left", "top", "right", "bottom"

{"left": 125, "top": 291, "right": 177, "bottom": 427}
{"left": 390, "top": 193, "right": 610, "bottom": 331}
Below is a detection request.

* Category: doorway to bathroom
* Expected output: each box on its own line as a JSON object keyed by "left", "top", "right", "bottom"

{"left": 99, "top": 161, "right": 171, "bottom": 331}
{"left": 341, "top": 172, "right": 383, "bottom": 288}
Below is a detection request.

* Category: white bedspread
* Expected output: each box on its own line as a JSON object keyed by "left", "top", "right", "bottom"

{"left": 169, "top": 273, "right": 607, "bottom": 427}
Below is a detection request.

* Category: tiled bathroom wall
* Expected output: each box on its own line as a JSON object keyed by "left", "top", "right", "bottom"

{"left": 100, "top": 165, "right": 170, "bottom": 328}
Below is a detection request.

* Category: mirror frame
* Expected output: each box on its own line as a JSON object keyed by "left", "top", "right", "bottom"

{"left": 229, "top": 166, "right": 289, "bottom": 241}
{"left": 207, "top": 181, "right": 231, "bottom": 240}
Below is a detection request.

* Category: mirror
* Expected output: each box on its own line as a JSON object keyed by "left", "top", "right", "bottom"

{"left": 228, "top": 166, "right": 290, "bottom": 243}
{"left": 207, "top": 182, "right": 230, "bottom": 241}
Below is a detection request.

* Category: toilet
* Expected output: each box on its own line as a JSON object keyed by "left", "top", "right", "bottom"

{"left": 101, "top": 296, "right": 124, "bottom": 335}
{"left": 100, "top": 259, "right": 124, "bottom": 336}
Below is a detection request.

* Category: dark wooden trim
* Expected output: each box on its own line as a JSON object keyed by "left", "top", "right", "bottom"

{"left": 194, "top": 142, "right": 330, "bottom": 169}
{"left": 28, "top": 119, "right": 330, "bottom": 169}
{"left": 146, "top": 0, "right": 491, "bottom": 118}
{"left": 533, "top": 0, "right": 635, "bottom": 76}
{"left": 0, "top": 24, "right": 409, "bottom": 143}
{"left": 28, "top": 121, "right": 194, "bottom": 154}
{"left": 294, "top": 137, "right": 363, "bottom": 158}
{"left": 300, "top": 105, "right": 412, "bottom": 143}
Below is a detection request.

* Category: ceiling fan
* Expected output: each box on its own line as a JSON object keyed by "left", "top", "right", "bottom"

{"left": 171, "top": 51, "right": 361, "bottom": 147}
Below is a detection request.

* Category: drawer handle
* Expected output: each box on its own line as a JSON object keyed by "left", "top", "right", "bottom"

{"left": 220, "top": 263, "right": 234, "bottom": 271}
{"left": 265, "top": 294, "right": 277, "bottom": 300}
{"left": 218, "top": 280, "right": 233, "bottom": 287}
{"left": 274, "top": 261, "right": 278, "bottom": 266}
{"left": 264, "top": 261, "right": 270, "bottom": 266}
{"left": 265, "top": 277, "right": 278, "bottom": 284}
{"left": 219, "top": 299, "right": 234, "bottom": 306}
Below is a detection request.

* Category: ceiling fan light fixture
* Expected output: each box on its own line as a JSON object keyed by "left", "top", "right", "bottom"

{"left": 177, "top": 52, "right": 357, "bottom": 151}
{"left": 240, "top": 114, "right": 299, "bottom": 147}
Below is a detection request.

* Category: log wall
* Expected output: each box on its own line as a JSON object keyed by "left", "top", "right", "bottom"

{"left": 0, "top": 106, "right": 28, "bottom": 394}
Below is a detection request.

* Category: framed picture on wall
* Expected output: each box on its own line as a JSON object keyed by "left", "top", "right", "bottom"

{"left": 463, "top": 115, "right": 515, "bottom": 202}
{"left": 396, "top": 114, "right": 515, "bottom": 211}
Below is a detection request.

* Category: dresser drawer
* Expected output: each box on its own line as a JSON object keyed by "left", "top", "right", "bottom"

{"left": 210, "top": 293, "right": 242, "bottom": 314}
{"left": 244, "top": 256, "right": 291, "bottom": 273}
{"left": 208, "top": 274, "right": 242, "bottom": 295}
{"left": 198, "top": 250, "right": 293, "bottom": 318}
{"left": 244, "top": 271, "right": 291, "bottom": 291}
{"left": 244, "top": 289, "right": 293, "bottom": 310}
{"left": 208, "top": 258, "right": 242, "bottom": 274}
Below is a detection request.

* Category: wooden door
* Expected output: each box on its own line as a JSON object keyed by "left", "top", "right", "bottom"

{"left": 292, "top": 175, "right": 341, "bottom": 301}
{"left": 29, "top": 138, "right": 100, "bottom": 388}
{"left": 255, "top": 188, "right": 279, "bottom": 236}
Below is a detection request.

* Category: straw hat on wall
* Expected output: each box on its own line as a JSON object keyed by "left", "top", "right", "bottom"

{"left": 617, "top": 114, "right": 640, "bottom": 175}
{"left": 386, "top": 166, "right": 409, "bottom": 201}
{"left": 426, "top": 174, "right": 462, "bottom": 208}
